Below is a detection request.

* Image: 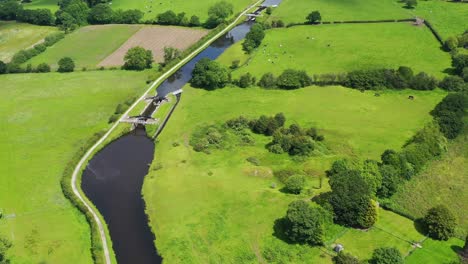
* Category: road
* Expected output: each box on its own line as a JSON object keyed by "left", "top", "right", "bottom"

{"left": 70, "top": 1, "right": 264, "bottom": 263}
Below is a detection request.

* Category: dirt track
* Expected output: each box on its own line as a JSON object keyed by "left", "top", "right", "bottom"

{"left": 98, "top": 26, "right": 208, "bottom": 66}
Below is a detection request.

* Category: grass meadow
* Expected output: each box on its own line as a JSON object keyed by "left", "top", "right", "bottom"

{"left": 28, "top": 24, "right": 142, "bottom": 70}
{"left": 22, "top": 0, "right": 60, "bottom": 12}
{"left": 269, "top": 0, "right": 410, "bottom": 24}
{"left": 110, "top": 0, "right": 257, "bottom": 20}
{"left": 409, "top": 0, "right": 468, "bottom": 38}
{"left": 0, "top": 70, "right": 149, "bottom": 263}
{"left": 218, "top": 23, "right": 451, "bottom": 79}
{"left": 0, "top": 21, "right": 57, "bottom": 62}
{"left": 143, "top": 85, "right": 446, "bottom": 263}
{"left": 391, "top": 128, "right": 468, "bottom": 237}
{"left": 268, "top": 0, "right": 467, "bottom": 38}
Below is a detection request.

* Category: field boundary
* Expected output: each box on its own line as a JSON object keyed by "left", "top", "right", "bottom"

{"left": 286, "top": 18, "right": 445, "bottom": 46}
{"left": 69, "top": 1, "right": 264, "bottom": 263}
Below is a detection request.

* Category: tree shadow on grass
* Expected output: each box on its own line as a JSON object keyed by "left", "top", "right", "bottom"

{"left": 443, "top": 67, "right": 458, "bottom": 75}
{"left": 413, "top": 218, "right": 427, "bottom": 236}
{"left": 451, "top": 245, "right": 463, "bottom": 254}
{"left": 273, "top": 218, "right": 293, "bottom": 244}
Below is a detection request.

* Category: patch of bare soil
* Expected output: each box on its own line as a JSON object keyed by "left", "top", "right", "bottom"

{"left": 98, "top": 26, "right": 208, "bottom": 67}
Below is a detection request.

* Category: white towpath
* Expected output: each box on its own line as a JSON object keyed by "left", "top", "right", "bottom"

{"left": 70, "top": 1, "right": 263, "bottom": 263}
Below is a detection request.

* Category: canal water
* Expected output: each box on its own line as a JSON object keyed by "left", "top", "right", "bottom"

{"left": 82, "top": 21, "right": 253, "bottom": 264}
{"left": 81, "top": 1, "right": 282, "bottom": 263}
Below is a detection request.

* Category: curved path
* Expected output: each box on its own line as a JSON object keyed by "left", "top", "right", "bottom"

{"left": 70, "top": 1, "right": 263, "bottom": 263}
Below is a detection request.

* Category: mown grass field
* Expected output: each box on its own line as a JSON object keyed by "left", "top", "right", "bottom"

{"left": 28, "top": 24, "right": 142, "bottom": 70}
{"left": 144, "top": 85, "right": 446, "bottom": 263}
{"left": 391, "top": 128, "right": 468, "bottom": 236}
{"left": 405, "top": 237, "right": 465, "bottom": 264}
{"left": 269, "top": 0, "right": 410, "bottom": 24}
{"left": 408, "top": 0, "right": 468, "bottom": 39}
{"left": 111, "top": 0, "right": 257, "bottom": 20}
{"left": 0, "top": 21, "right": 57, "bottom": 62}
{"left": 219, "top": 23, "right": 451, "bottom": 79}
{"left": 268, "top": 0, "right": 467, "bottom": 38}
{"left": 0, "top": 70, "right": 149, "bottom": 263}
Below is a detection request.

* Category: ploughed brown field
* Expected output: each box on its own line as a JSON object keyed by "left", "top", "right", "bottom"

{"left": 98, "top": 26, "right": 208, "bottom": 66}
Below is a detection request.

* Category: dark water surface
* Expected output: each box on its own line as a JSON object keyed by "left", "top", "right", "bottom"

{"left": 81, "top": 128, "right": 159, "bottom": 263}
{"left": 81, "top": 22, "right": 255, "bottom": 264}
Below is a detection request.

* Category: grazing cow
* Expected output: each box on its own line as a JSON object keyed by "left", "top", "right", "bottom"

{"left": 408, "top": 95, "right": 414, "bottom": 100}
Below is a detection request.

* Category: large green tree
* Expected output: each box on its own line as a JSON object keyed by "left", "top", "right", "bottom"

{"left": 57, "top": 57, "right": 75, "bottom": 73}
{"left": 123, "top": 47, "right": 153, "bottom": 71}
{"left": 284, "top": 200, "right": 328, "bottom": 245}
{"left": 191, "top": 58, "right": 230, "bottom": 90}
{"left": 423, "top": 205, "right": 457, "bottom": 240}
{"left": 306, "top": 11, "right": 321, "bottom": 24}
{"left": 88, "top": 3, "right": 114, "bottom": 24}
{"left": 329, "top": 169, "right": 377, "bottom": 228}
{"left": 206, "top": 1, "right": 233, "bottom": 28}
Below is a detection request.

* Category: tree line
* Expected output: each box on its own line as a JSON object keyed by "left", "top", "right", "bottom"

{"left": 190, "top": 57, "right": 467, "bottom": 92}
{"left": 0, "top": 0, "right": 234, "bottom": 30}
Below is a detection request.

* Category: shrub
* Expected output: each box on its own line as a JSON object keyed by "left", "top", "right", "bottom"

{"left": 333, "top": 252, "right": 359, "bottom": 264}
{"left": 285, "top": 175, "right": 305, "bottom": 194}
{"left": 329, "top": 169, "right": 376, "bottom": 228}
{"left": 276, "top": 69, "right": 312, "bottom": 89}
{"left": 242, "top": 24, "right": 265, "bottom": 53}
{"left": 44, "top": 32, "right": 65, "bottom": 47}
{"left": 123, "top": 47, "right": 153, "bottom": 71}
{"left": 230, "top": 59, "right": 240, "bottom": 69}
{"left": 423, "top": 205, "right": 457, "bottom": 240}
{"left": 189, "top": 15, "right": 201, "bottom": 26}
{"left": 370, "top": 247, "right": 404, "bottom": 264}
{"left": 452, "top": 54, "right": 468, "bottom": 75}
{"left": 205, "top": 1, "right": 233, "bottom": 28}
{"left": 88, "top": 3, "right": 114, "bottom": 24}
{"left": 249, "top": 113, "right": 285, "bottom": 136}
{"left": 36, "top": 63, "right": 51, "bottom": 73}
{"left": 439, "top": 76, "right": 466, "bottom": 92}
{"left": 108, "top": 114, "right": 119, "bottom": 123}
{"left": 246, "top": 156, "right": 260, "bottom": 166}
{"left": 225, "top": 116, "right": 250, "bottom": 131}
{"left": 431, "top": 93, "right": 468, "bottom": 139}
{"left": 258, "top": 72, "right": 277, "bottom": 88}
{"left": 191, "top": 58, "right": 230, "bottom": 90}
{"left": 306, "top": 11, "right": 321, "bottom": 24}
{"left": 57, "top": 57, "right": 75, "bottom": 73}
{"left": 284, "top": 200, "right": 328, "bottom": 245}
{"left": 238, "top": 72, "right": 255, "bottom": 88}
{"left": 444, "top": 36, "right": 459, "bottom": 51}
{"left": 411, "top": 72, "right": 437, "bottom": 90}
{"left": 7, "top": 63, "right": 23, "bottom": 73}
{"left": 0, "top": 61, "right": 6, "bottom": 74}
{"left": 377, "top": 165, "right": 401, "bottom": 198}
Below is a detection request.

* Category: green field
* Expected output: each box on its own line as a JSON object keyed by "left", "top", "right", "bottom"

{"left": 0, "top": 70, "right": 149, "bottom": 263}
{"left": 111, "top": 0, "right": 257, "bottom": 20}
{"left": 28, "top": 24, "right": 142, "bottom": 70}
{"left": 408, "top": 0, "right": 468, "bottom": 38}
{"left": 268, "top": 0, "right": 467, "bottom": 38}
{"left": 23, "top": 0, "right": 60, "bottom": 12}
{"left": 0, "top": 21, "right": 57, "bottom": 62}
{"left": 23, "top": 0, "right": 257, "bottom": 20}
{"left": 143, "top": 85, "right": 446, "bottom": 263}
{"left": 219, "top": 23, "right": 451, "bottom": 79}
{"left": 334, "top": 209, "right": 424, "bottom": 260}
{"left": 391, "top": 128, "right": 468, "bottom": 236}
{"left": 405, "top": 237, "right": 465, "bottom": 264}
{"left": 269, "top": 0, "right": 410, "bottom": 24}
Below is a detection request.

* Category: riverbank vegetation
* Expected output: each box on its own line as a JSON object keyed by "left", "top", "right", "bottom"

{"left": 0, "top": 70, "right": 149, "bottom": 263}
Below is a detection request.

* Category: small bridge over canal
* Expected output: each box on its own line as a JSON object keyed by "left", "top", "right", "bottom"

{"left": 120, "top": 116, "right": 159, "bottom": 125}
